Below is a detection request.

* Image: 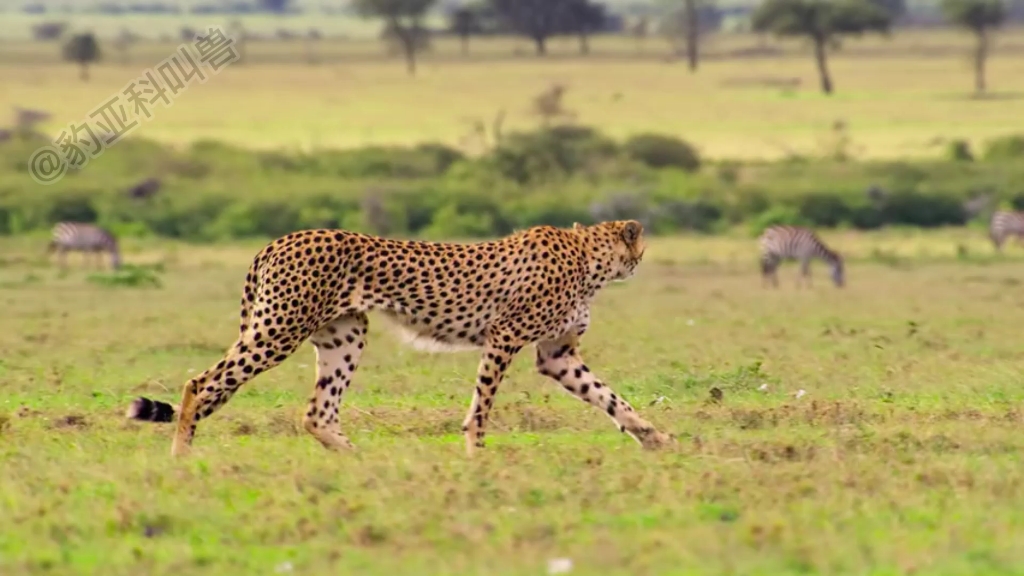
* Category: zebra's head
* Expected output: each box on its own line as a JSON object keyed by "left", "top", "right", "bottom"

{"left": 830, "top": 256, "right": 845, "bottom": 287}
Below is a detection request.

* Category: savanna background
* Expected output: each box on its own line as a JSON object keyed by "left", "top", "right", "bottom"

{"left": 3, "top": 0, "right": 1024, "bottom": 573}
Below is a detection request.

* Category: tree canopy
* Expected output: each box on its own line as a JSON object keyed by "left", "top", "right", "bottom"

{"left": 62, "top": 32, "right": 100, "bottom": 81}
{"left": 941, "top": 0, "right": 1006, "bottom": 94}
{"left": 488, "top": 0, "right": 608, "bottom": 56}
{"left": 752, "top": 0, "right": 892, "bottom": 94}
{"left": 941, "top": 0, "right": 1005, "bottom": 32}
{"left": 353, "top": 0, "right": 438, "bottom": 75}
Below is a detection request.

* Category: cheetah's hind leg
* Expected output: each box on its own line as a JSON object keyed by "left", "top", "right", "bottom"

{"left": 169, "top": 340, "right": 296, "bottom": 456}
{"left": 302, "top": 313, "right": 370, "bottom": 451}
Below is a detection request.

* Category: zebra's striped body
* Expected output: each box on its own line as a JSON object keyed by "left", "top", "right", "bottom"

{"left": 989, "top": 210, "right": 1024, "bottom": 252}
{"left": 759, "top": 225, "right": 844, "bottom": 288}
{"left": 47, "top": 222, "right": 121, "bottom": 270}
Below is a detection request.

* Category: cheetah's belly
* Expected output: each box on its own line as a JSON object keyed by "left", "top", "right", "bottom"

{"left": 378, "top": 310, "right": 490, "bottom": 353}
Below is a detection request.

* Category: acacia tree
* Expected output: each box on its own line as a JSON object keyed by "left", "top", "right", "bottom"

{"left": 683, "top": 0, "right": 698, "bottom": 70}
{"left": 354, "top": 0, "right": 438, "bottom": 75}
{"left": 449, "top": 4, "right": 482, "bottom": 55}
{"left": 657, "top": 0, "right": 718, "bottom": 72}
{"left": 751, "top": 0, "right": 892, "bottom": 95}
{"left": 565, "top": 0, "right": 607, "bottom": 55}
{"left": 489, "top": 0, "right": 570, "bottom": 56}
{"left": 258, "top": 0, "right": 289, "bottom": 11}
{"left": 941, "top": 0, "right": 1005, "bottom": 95}
{"left": 62, "top": 33, "right": 100, "bottom": 81}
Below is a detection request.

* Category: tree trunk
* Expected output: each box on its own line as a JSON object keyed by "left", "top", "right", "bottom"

{"left": 813, "top": 37, "right": 833, "bottom": 95}
{"left": 403, "top": 39, "right": 417, "bottom": 76}
{"left": 235, "top": 37, "right": 246, "bottom": 65}
{"left": 974, "top": 29, "right": 988, "bottom": 95}
{"left": 390, "top": 20, "right": 417, "bottom": 76}
{"left": 460, "top": 34, "right": 469, "bottom": 55}
{"left": 305, "top": 38, "right": 319, "bottom": 65}
{"left": 79, "top": 62, "right": 89, "bottom": 81}
{"left": 684, "top": 0, "right": 699, "bottom": 72}
{"left": 578, "top": 32, "right": 590, "bottom": 55}
{"left": 231, "top": 21, "right": 246, "bottom": 65}
{"left": 534, "top": 35, "right": 546, "bottom": 56}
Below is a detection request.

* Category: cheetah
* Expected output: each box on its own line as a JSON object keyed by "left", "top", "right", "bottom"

{"left": 124, "top": 219, "right": 671, "bottom": 457}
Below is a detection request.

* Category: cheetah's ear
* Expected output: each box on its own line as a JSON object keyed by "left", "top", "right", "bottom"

{"left": 621, "top": 220, "right": 642, "bottom": 245}
{"left": 572, "top": 222, "right": 583, "bottom": 231}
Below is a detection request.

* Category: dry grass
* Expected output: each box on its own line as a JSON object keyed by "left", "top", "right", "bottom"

{"left": 3, "top": 29, "right": 1024, "bottom": 160}
{"left": 3, "top": 228, "right": 1024, "bottom": 574}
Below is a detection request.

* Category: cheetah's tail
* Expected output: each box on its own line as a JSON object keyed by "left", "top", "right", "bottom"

{"left": 125, "top": 396, "right": 178, "bottom": 423}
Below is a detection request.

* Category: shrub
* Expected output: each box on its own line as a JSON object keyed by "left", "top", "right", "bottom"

{"left": 797, "top": 194, "right": 851, "bottom": 227}
{"left": 0, "top": 130, "right": 1021, "bottom": 242}
{"left": 876, "top": 191, "right": 966, "bottom": 227}
{"left": 945, "top": 139, "right": 974, "bottom": 162}
{"left": 982, "top": 134, "right": 1024, "bottom": 161}
{"left": 485, "top": 126, "right": 620, "bottom": 185}
{"left": 654, "top": 199, "right": 723, "bottom": 233}
{"left": 623, "top": 133, "right": 701, "bottom": 172}
{"left": 748, "top": 206, "right": 809, "bottom": 237}
{"left": 86, "top": 263, "right": 163, "bottom": 289}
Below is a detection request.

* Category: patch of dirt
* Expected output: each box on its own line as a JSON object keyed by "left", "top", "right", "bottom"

{"left": 50, "top": 413, "right": 89, "bottom": 429}
{"left": 232, "top": 422, "right": 257, "bottom": 436}
{"left": 266, "top": 411, "right": 302, "bottom": 437}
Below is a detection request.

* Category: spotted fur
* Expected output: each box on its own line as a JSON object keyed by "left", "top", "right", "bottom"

{"left": 124, "top": 220, "right": 671, "bottom": 457}
{"left": 759, "top": 225, "right": 844, "bottom": 288}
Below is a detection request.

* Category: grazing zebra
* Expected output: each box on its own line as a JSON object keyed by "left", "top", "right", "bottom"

{"left": 47, "top": 222, "right": 122, "bottom": 270}
{"left": 989, "top": 210, "right": 1024, "bottom": 252}
{"left": 759, "top": 225, "right": 844, "bottom": 288}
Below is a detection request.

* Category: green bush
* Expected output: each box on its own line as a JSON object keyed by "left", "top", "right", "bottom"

{"left": 86, "top": 263, "right": 164, "bottom": 289}
{"left": 876, "top": 191, "right": 966, "bottom": 227}
{"left": 485, "top": 126, "right": 620, "bottom": 185}
{"left": 748, "top": 206, "right": 809, "bottom": 237}
{"left": 945, "top": 139, "right": 974, "bottom": 162}
{"left": 982, "top": 135, "right": 1024, "bottom": 161}
{"left": 797, "top": 194, "right": 851, "bottom": 227}
{"left": 0, "top": 125, "right": 1021, "bottom": 243}
{"left": 623, "top": 133, "right": 701, "bottom": 172}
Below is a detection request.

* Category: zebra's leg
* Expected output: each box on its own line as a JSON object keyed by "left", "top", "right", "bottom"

{"left": 760, "top": 256, "right": 779, "bottom": 288}
{"left": 798, "top": 257, "right": 812, "bottom": 288}
{"left": 991, "top": 231, "right": 1005, "bottom": 253}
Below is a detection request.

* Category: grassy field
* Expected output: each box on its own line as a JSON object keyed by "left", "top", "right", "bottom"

{"left": 4, "top": 29, "right": 1024, "bottom": 161}
{"left": 4, "top": 228, "right": 1024, "bottom": 574}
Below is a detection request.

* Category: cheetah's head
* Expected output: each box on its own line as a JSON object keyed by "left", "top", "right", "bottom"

{"left": 574, "top": 219, "right": 646, "bottom": 284}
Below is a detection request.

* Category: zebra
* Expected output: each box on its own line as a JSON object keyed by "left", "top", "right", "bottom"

{"left": 759, "top": 225, "right": 844, "bottom": 288}
{"left": 46, "top": 222, "right": 122, "bottom": 270}
{"left": 989, "top": 210, "right": 1024, "bottom": 252}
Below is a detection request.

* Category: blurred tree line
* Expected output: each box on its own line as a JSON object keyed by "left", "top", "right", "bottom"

{"left": 44, "top": 0, "right": 1014, "bottom": 94}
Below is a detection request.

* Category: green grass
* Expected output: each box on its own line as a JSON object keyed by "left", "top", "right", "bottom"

{"left": 4, "top": 228, "right": 1024, "bottom": 574}
{"left": 4, "top": 29, "right": 1024, "bottom": 161}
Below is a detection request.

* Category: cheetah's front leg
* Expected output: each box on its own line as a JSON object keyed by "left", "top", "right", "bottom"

{"left": 535, "top": 332, "right": 670, "bottom": 450}
{"left": 461, "top": 340, "right": 522, "bottom": 456}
